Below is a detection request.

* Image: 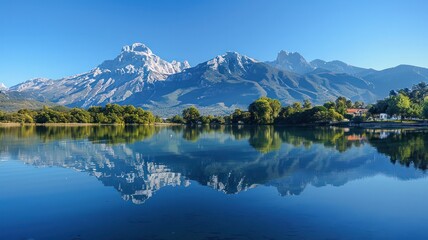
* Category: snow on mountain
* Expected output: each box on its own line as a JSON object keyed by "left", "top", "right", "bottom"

{"left": 164, "top": 51, "right": 259, "bottom": 85}
{"left": 10, "top": 78, "right": 54, "bottom": 92}
{"left": 134, "top": 51, "right": 376, "bottom": 116}
{"left": 10, "top": 43, "right": 190, "bottom": 107}
{"left": 0, "top": 83, "right": 7, "bottom": 90}
{"left": 6, "top": 44, "right": 426, "bottom": 115}
{"left": 98, "top": 43, "right": 190, "bottom": 83}
{"left": 206, "top": 52, "right": 258, "bottom": 72}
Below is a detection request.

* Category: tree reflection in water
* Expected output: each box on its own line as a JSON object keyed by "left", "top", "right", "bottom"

{"left": 0, "top": 125, "right": 426, "bottom": 204}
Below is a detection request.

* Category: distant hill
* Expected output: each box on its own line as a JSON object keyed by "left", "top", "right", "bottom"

{"left": 310, "top": 59, "right": 377, "bottom": 77}
{"left": 0, "top": 91, "right": 54, "bottom": 112}
{"left": 362, "top": 65, "right": 428, "bottom": 97}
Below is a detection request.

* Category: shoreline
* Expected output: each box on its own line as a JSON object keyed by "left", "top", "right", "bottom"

{"left": 1, "top": 121, "right": 427, "bottom": 129}
{"left": 345, "top": 121, "right": 428, "bottom": 129}
{"left": 0, "top": 122, "right": 181, "bottom": 127}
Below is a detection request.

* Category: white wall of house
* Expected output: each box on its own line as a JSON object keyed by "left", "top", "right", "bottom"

{"left": 379, "top": 113, "right": 388, "bottom": 120}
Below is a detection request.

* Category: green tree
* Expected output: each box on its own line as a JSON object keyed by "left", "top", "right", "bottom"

{"left": 335, "top": 96, "right": 349, "bottom": 115}
{"left": 200, "top": 115, "right": 213, "bottom": 125}
{"left": 124, "top": 114, "right": 140, "bottom": 124}
{"left": 210, "top": 116, "right": 225, "bottom": 125}
{"left": 423, "top": 100, "right": 428, "bottom": 119}
{"left": 231, "top": 109, "right": 243, "bottom": 124}
{"left": 182, "top": 106, "right": 201, "bottom": 125}
{"left": 70, "top": 108, "right": 91, "bottom": 123}
{"left": 170, "top": 115, "right": 185, "bottom": 124}
{"left": 249, "top": 98, "right": 273, "bottom": 124}
{"left": 303, "top": 99, "right": 312, "bottom": 109}
{"left": 323, "top": 101, "right": 336, "bottom": 109}
{"left": 409, "top": 103, "right": 422, "bottom": 119}
{"left": 154, "top": 115, "right": 163, "bottom": 123}
{"left": 387, "top": 93, "right": 411, "bottom": 120}
{"left": 353, "top": 101, "right": 365, "bottom": 108}
{"left": 291, "top": 102, "right": 302, "bottom": 112}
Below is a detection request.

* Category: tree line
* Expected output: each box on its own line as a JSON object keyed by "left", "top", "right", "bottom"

{"left": 368, "top": 82, "right": 428, "bottom": 120}
{"left": 169, "top": 96, "right": 364, "bottom": 125}
{"left": 0, "top": 104, "right": 157, "bottom": 124}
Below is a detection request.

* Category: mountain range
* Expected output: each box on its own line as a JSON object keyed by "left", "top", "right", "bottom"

{"left": 3, "top": 43, "right": 428, "bottom": 115}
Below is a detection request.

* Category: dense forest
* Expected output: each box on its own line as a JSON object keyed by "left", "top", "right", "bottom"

{"left": 1, "top": 82, "right": 428, "bottom": 125}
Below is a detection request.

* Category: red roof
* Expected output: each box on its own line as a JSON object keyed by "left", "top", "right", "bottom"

{"left": 346, "top": 108, "right": 368, "bottom": 114}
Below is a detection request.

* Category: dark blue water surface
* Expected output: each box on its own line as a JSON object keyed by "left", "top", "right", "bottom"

{"left": 1, "top": 126, "right": 428, "bottom": 240}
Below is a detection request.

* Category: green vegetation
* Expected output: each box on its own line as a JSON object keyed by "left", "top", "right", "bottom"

{"left": 0, "top": 104, "right": 155, "bottom": 124}
{"left": 248, "top": 97, "right": 281, "bottom": 124}
{"left": 369, "top": 82, "right": 428, "bottom": 120}
{"left": 0, "top": 91, "right": 56, "bottom": 112}
{"left": 173, "top": 97, "right": 354, "bottom": 126}
{"left": 182, "top": 106, "right": 201, "bottom": 125}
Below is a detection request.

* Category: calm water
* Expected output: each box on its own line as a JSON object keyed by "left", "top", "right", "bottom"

{"left": 1, "top": 126, "right": 428, "bottom": 240}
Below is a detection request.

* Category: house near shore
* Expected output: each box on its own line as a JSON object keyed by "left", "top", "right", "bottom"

{"left": 374, "top": 113, "right": 401, "bottom": 121}
{"left": 379, "top": 113, "right": 388, "bottom": 120}
{"left": 346, "top": 108, "right": 368, "bottom": 117}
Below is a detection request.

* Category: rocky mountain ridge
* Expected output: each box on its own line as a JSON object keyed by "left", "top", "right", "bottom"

{"left": 5, "top": 43, "right": 428, "bottom": 115}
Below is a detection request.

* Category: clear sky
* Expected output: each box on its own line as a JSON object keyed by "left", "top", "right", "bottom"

{"left": 1, "top": 0, "right": 427, "bottom": 87}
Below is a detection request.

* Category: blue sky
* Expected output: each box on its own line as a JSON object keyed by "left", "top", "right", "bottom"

{"left": 1, "top": 0, "right": 427, "bottom": 86}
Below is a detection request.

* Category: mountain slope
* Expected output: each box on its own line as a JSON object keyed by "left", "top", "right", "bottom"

{"left": 5, "top": 43, "right": 427, "bottom": 116}
{"left": 362, "top": 65, "right": 428, "bottom": 96}
{"left": 0, "top": 83, "right": 7, "bottom": 90}
{"left": 126, "top": 52, "right": 376, "bottom": 115}
{"left": 0, "top": 91, "right": 54, "bottom": 112}
{"left": 310, "top": 59, "right": 376, "bottom": 76}
{"left": 267, "top": 51, "right": 314, "bottom": 74}
{"left": 10, "top": 43, "right": 190, "bottom": 108}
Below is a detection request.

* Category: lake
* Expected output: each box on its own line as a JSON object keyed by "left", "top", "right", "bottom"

{"left": 1, "top": 125, "right": 428, "bottom": 240}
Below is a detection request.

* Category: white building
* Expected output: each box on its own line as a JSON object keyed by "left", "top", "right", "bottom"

{"left": 379, "top": 113, "right": 388, "bottom": 120}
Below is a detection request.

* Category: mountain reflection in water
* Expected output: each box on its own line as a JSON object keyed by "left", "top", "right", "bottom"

{"left": 0, "top": 125, "right": 426, "bottom": 204}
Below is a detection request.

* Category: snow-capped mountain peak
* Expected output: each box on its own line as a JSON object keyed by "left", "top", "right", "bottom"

{"left": 122, "top": 43, "right": 153, "bottom": 55}
{"left": 206, "top": 52, "right": 257, "bottom": 71}
{"left": 10, "top": 43, "right": 191, "bottom": 107}
{"left": 0, "top": 82, "right": 7, "bottom": 90}
{"left": 99, "top": 43, "right": 190, "bottom": 77}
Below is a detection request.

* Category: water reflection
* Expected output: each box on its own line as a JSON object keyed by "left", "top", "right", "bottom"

{"left": 0, "top": 125, "right": 427, "bottom": 204}
{"left": 367, "top": 129, "right": 428, "bottom": 170}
